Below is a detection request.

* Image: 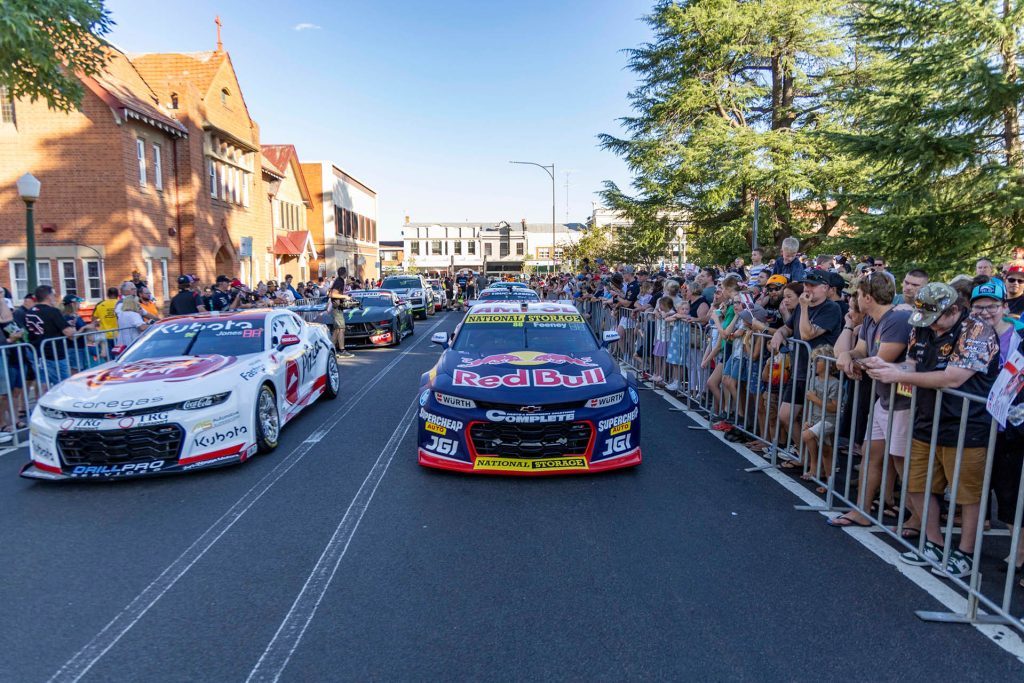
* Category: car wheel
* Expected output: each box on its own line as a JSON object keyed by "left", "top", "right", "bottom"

{"left": 391, "top": 320, "right": 401, "bottom": 346}
{"left": 322, "top": 350, "right": 340, "bottom": 400}
{"left": 408, "top": 315, "right": 415, "bottom": 335}
{"left": 416, "top": 310, "right": 426, "bottom": 320}
{"left": 255, "top": 384, "right": 280, "bottom": 453}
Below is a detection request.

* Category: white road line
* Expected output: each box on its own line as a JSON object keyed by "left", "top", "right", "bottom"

{"left": 652, "top": 388, "right": 1024, "bottom": 664}
{"left": 48, "top": 316, "right": 448, "bottom": 683}
{"left": 246, "top": 399, "right": 418, "bottom": 683}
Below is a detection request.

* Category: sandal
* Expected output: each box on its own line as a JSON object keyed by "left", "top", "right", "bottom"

{"left": 827, "top": 514, "right": 872, "bottom": 528}
{"left": 780, "top": 461, "right": 802, "bottom": 470}
{"left": 899, "top": 527, "right": 921, "bottom": 540}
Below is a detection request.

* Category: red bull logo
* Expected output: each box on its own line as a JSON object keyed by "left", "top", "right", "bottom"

{"left": 453, "top": 368, "right": 606, "bottom": 389}
{"left": 459, "top": 351, "right": 596, "bottom": 368}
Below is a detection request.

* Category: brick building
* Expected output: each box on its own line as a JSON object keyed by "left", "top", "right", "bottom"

{"left": 301, "top": 162, "right": 378, "bottom": 281}
{"left": 0, "top": 46, "right": 187, "bottom": 303}
{"left": 132, "top": 45, "right": 272, "bottom": 287}
{"left": 260, "top": 144, "right": 316, "bottom": 283}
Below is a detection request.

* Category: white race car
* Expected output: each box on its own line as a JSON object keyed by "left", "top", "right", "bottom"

{"left": 21, "top": 310, "right": 339, "bottom": 480}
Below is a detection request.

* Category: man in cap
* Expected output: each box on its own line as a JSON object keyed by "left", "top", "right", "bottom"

{"left": 613, "top": 266, "right": 640, "bottom": 341}
{"left": 1005, "top": 263, "right": 1024, "bottom": 318}
{"left": 209, "top": 275, "right": 238, "bottom": 312}
{"left": 769, "top": 270, "right": 843, "bottom": 449}
{"left": 863, "top": 282, "right": 1001, "bottom": 578}
{"left": 830, "top": 271, "right": 915, "bottom": 529}
{"left": 169, "top": 275, "right": 206, "bottom": 315}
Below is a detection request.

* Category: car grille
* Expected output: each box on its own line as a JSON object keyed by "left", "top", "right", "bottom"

{"left": 345, "top": 322, "right": 375, "bottom": 335}
{"left": 474, "top": 399, "right": 587, "bottom": 412}
{"left": 57, "top": 425, "right": 184, "bottom": 467}
{"left": 470, "top": 421, "right": 592, "bottom": 459}
{"left": 410, "top": 298, "right": 423, "bottom": 306}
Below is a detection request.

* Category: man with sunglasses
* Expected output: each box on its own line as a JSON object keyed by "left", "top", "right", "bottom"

{"left": 1005, "top": 263, "right": 1024, "bottom": 318}
{"left": 863, "top": 282, "right": 1000, "bottom": 578}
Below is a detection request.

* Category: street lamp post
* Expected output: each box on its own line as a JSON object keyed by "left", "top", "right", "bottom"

{"left": 17, "top": 173, "right": 41, "bottom": 294}
{"left": 510, "top": 161, "right": 556, "bottom": 274}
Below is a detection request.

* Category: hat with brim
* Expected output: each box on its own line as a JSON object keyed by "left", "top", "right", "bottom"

{"left": 798, "top": 270, "right": 831, "bottom": 287}
{"left": 909, "top": 282, "right": 958, "bottom": 327}
{"left": 766, "top": 274, "right": 788, "bottom": 287}
{"left": 971, "top": 280, "right": 1006, "bottom": 302}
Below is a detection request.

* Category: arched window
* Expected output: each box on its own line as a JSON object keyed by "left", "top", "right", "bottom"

{"left": 220, "top": 88, "right": 229, "bottom": 105}
{"left": 170, "top": 92, "right": 178, "bottom": 109}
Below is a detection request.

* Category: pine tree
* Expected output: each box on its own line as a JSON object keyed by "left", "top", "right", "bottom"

{"left": 833, "top": 0, "right": 1024, "bottom": 274}
{"left": 601, "top": 0, "right": 865, "bottom": 264}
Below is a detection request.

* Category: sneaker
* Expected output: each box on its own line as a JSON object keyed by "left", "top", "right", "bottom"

{"left": 665, "top": 380, "right": 680, "bottom": 392}
{"left": 0, "top": 432, "right": 12, "bottom": 444}
{"left": 934, "top": 549, "right": 974, "bottom": 579}
{"left": 336, "top": 350, "right": 354, "bottom": 359}
{"left": 711, "top": 420, "right": 733, "bottom": 432}
{"left": 899, "top": 540, "right": 944, "bottom": 567}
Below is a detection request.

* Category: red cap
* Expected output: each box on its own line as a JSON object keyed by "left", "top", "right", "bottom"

{"left": 230, "top": 278, "right": 243, "bottom": 288}
{"left": 1008, "top": 264, "right": 1024, "bottom": 275}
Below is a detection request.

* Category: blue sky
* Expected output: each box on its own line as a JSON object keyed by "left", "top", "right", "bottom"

{"left": 106, "top": 0, "right": 652, "bottom": 240}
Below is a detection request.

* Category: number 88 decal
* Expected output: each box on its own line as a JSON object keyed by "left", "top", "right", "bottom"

{"left": 426, "top": 435, "right": 458, "bottom": 456}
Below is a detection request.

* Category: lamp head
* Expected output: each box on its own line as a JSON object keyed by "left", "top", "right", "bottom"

{"left": 16, "top": 173, "right": 41, "bottom": 202}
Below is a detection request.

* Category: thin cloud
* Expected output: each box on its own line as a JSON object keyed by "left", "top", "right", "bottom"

{"left": 293, "top": 23, "right": 321, "bottom": 31}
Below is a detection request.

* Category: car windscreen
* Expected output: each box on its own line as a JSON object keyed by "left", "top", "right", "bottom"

{"left": 350, "top": 293, "right": 393, "bottom": 307}
{"left": 452, "top": 312, "right": 597, "bottom": 354}
{"left": 119, "top": 320, "right": 265, "bottom": 361}
{"left": 381, "top": 277, "right": 420, "bottom": 289}
{"left": 478, "top": 290, "right": 540, "bottom": 301}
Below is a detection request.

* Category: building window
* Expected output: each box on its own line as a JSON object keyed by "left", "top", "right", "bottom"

{"left": 37, "top": 259, "right": 52, "bottom": 289}
{"left": 242, "top": 174, "right": 250, "bottom": 207}
{"left": 431, "top": 240, "right": 442, "bottom": 255}
{"left": 537, "top": 247, "right": 550, "bottom": 259}
{"left": 467, "top": 241, "right": 476, "bottom": 255}
{"left": 170, "top": 93, "right": 178, "bottom": 109}
{"left": 500, "top": 242, "right": 510, "bottom": 258}
{"left": 153, "top": 144, "right": 163, "bottom": 190}
{"left": 209, "top": 159, "right": 217, "bottom": 198}
{"left": 137, "top": 139, "right": 147, "bottom": 186}
{"left": 9, "top": 261, "right": 26, "bottom": 301}
{"left": 410, "top": 241, "right": 420, "bottom": 255}
{"left": 484, "top": 243, "right": 492, "bottom": 257}
{"left": 0, "top": 86, "right": 15, "bottom": 126}
{"left": 516, "top": 242, "right": 525, "bottom": 256}
{"left": 221, "top": 88, "right": 229, "bottom": 105}
{"left": 58, "top": 260, "right": 77, "bottom": 297}
{"left": 454, "top": 241, "right": 462, "bottom": 255}
{"left": 272, "top": 199, "right": 281, "bottom": 228}
{"left": 369, "top": 219, "right": 376, "bottom": 243}
{"left": 83, "top": 259, "right": 103, "bottom": 300}
{"left": 160, "top": 258, "right": 169, "bottom": 302}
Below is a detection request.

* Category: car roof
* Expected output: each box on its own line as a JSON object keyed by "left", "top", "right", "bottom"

{"left": 159, "top": 309, "right": 279, "bottom": 325}
{"left": 466, "top": 301, "right": 580, "bottom": 314}
{"left": 351, "top": 289, "right": 393, "bottom": 295}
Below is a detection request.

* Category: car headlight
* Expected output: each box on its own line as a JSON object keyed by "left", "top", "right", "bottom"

{"left": 41, "top": 405, "right": 67, "bottom": 420}
{"left": 585, "top": 391, "right": 624, "bottom": 409}
{"left": 180, "top": 392, "right": 231, "bottom": 410}
{"left": 433, "top": 392, "right": 476, "bottom": 409}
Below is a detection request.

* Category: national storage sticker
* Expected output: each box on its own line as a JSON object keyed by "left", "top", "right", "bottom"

{"left": 472, "top": 456, "right": 588, "bottom": 472}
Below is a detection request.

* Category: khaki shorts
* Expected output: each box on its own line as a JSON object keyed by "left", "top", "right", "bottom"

{"left": 870, "top": 401, "right": 912, "bottom": 456}
{"left": 908, "top": 439, "right": 987, "bottom": 504}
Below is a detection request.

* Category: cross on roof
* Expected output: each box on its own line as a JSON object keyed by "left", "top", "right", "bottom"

{"left": 215, "top": 15, "right": 223, "bottom": 52}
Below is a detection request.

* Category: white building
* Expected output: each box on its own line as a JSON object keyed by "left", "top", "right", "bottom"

{"left": 305, "top": 162, "right": 379, "bottom": 280}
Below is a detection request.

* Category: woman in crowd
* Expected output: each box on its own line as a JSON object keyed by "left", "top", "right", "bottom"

{"left": 115, "top": 296, "right": 148, "bottom": 348}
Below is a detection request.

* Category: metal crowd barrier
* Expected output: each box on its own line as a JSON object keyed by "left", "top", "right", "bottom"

{"left": 623, "top": 304, "right": 1024, "bottom": 634}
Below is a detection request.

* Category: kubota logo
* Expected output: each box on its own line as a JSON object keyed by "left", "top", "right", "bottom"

{"left": 459, "top": 351, "right": 596, "bottom": 368}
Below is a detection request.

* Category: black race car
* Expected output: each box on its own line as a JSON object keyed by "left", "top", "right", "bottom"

{"left": 340, "top": 290, "right": 414, "bottom": 347}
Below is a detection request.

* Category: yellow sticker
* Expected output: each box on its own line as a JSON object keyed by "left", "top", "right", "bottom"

{"left": 473, "top": 456, "right": 588, "bottom": 472}
{"left": 466, "top": 314, "right": 525, "bottom": 323}
{"left": 425, "top": 422, "right": 447, "bottom": 436}
{"left": 610, "top": 421, "right": 631, "bottom": 436}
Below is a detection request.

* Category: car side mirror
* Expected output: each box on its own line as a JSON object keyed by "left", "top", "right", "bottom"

{"left": 278, "top": 333, "right": 301, "bottom": 350}
{"left": 431, "top": 332, "right": 449, "bottom": 346}
{"left": 602, "top": 330, "right": 620, "bottom": 347}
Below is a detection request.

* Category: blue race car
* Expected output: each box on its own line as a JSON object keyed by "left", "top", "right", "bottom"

{"left": 417, "top": 302, "right": 641, "bottom": 475}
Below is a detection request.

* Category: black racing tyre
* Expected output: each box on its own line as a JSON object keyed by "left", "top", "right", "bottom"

{"left": 322, "top": 350, "right": 340, "bottom": 399}
{"left": 416, "top": 309, "right": 427, "bottom": 320}
{"left": 255, "top": 383, "right": 280, "bottom": 454}
{"left": 391, "top": 320, "right": 401, "bottom": 346}
{"left": 408, "top": 316, "right": 415, "bottom": 335}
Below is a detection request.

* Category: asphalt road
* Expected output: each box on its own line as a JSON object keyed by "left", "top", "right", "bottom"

{"left": 1, "top": 309, "right": 1021, "bottom": 682}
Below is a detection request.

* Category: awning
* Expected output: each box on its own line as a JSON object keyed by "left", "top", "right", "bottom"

{"left": 273, "top": 230, "right": 313, "bottom": 256}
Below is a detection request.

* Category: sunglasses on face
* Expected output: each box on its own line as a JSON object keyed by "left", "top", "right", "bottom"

{"left": 765, "top": 285, "right": 782, "bottom": 292}
{"left": 1007, "top": 277, "right": 1024, "bottom": 284}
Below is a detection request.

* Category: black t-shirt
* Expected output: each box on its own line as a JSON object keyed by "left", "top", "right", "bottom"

{"left": 1009, "top": 295, "right": 1024, "bottom": 319}
{"left": 169, "top": 290, "right": 202, "bottom": 315}
{"left": 907, "top": 313, "right": 1001, "bottom": 447}
{"left": 25, "top": 304, "right": 71, "bottom": 360}
{"left": 621, "top": 280, "right": 640, "bottom": 309}
{"left": 786, "top": 300, "right": 842, "bottom": 381}
{"left": 209, "top": 289, "right": 234, "bottom": 311}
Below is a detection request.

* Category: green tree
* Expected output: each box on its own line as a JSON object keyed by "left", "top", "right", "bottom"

{"left": 830, "top": 0, "right": 1024, "bottom": 275}
{"left": 0, "top": 0, "right": 114, "bottom": 112}
{"left": 601, "top": 0, "right": 867, "bottom": 263}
